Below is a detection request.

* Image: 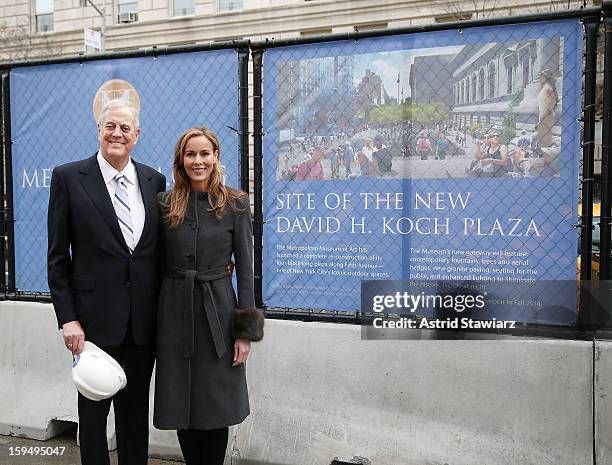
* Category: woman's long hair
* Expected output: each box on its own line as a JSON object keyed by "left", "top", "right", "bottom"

{"left": 162, "top": 127, "right": 245, "bottom": 228}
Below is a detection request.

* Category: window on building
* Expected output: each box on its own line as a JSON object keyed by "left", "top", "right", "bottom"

{"left": 354, "top": 22, "right": 387, "bottom": 32}
{"left": 117, "top": 0, "right": 138, "bottom": 23}
{"left": 117, "top": 0, "right": 138, "bottom": 15}
{"left": 478, "top": 68, "right": 485, "bottom": 100}
{"left": 300, "top": 28, "right": 332, "bottom": 36}
{"left": 471, "top": 73, "right": 477, "bottom": 102}
{"left": 434, "top": 12, "right": 472, "bottom": 23}
{"left": 218, "top": 0, "right": 242, "bottom": 12}
{"left": 35, "top": 0, "right": 54, "bottom": 33}
{"left": 173, "top": 0, "right": 194, "bottom": 16}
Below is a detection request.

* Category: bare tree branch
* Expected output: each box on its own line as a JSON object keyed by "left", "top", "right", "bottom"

{"left": 438, "top": 0, "right": 598, "bottom": 20}
{"left": 0, "top": 18, "right": 63, "bottom": 62}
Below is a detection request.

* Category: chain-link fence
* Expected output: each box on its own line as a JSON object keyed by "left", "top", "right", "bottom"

{"left": 254, "top": 7, "right": 611, "bottom": 330}
{"left": 0, "top": 42, "right": 250, "bottom": 296}
{"left": 0, "top": 7, "right": 610, "bottom": 333}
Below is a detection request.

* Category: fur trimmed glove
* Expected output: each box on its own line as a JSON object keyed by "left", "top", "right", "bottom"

{"left": 232, "top": 308, "right": 265, "bottom": 342}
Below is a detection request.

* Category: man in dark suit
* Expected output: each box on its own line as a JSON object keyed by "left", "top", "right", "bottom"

{"left": 48, "top": 98, "right": 166, "bottom": 465}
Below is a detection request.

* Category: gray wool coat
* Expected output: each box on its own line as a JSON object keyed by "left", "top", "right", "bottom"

{"left": 153, "top": 191, "right": 259, "bottom": 430}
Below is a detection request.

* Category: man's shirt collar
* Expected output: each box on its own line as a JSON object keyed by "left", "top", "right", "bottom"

{"left": 97, "top": 151, "right": 136, "bottom": 185}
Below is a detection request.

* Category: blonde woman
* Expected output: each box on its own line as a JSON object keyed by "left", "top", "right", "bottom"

{"left": 154, "top": 127, "right": 264, "bottom": 465}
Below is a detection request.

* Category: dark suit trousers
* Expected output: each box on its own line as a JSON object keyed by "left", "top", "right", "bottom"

{"left": 78, "top": 327, "right": 154, "bottom": 465}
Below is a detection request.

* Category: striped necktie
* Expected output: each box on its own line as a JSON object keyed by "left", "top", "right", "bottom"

{"left": 113, "top": 173, "right": 135, "bottom": 253}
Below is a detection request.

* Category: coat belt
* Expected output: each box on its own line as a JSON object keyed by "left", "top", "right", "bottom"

{"left": 165, "top": 266, "right": 228, "bottom": 360}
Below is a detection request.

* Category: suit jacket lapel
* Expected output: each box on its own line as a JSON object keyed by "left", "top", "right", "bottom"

{"left": 133, "top": 160, "right": 156, "bottom": 252}
{"left": 79, "top": 154, "right": 129, "bottom": 252}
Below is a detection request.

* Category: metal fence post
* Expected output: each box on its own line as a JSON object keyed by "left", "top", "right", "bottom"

{"left": 252, "top": 48, "right": 264, "bottom": 308}
{"left": 580, "top": 14, "right": 601, "bottom": 285}
{"left": 237, "top": 43, "right": 250, "bottom": 194}
{"left": 0, "top": 72, "right": 15, "bottom": 294}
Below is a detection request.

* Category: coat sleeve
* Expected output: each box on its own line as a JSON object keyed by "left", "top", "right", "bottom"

{"left": 232, "top": 195, "right": 264, "bottom": 341}
{"left": 156, "top": 189, "right": 168, "bottom": 281}
{"left": 156, "top": 173, "right": 167, "bottom": 194}
{"left": 47, "top": 167, "right": 77, "bottom": 329}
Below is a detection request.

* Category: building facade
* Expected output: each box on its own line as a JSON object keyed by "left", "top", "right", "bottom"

{"left": 449, "top": 37, "right": 562, "bottom": 138}
{"left": 0, "top": 1, "right": 598, "bottom": 60}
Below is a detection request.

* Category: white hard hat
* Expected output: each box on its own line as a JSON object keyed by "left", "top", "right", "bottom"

{"left": 71, "top": 341, "right": 127, "bottom": 401}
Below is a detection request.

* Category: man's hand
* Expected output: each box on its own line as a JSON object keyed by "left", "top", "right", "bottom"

{"left": 226, "top": 260, "right": 235, "bottom": 278}
{"left": 62, "top": 320, "right": 85, "bottom": 356}
{"left": 232, "top": 338, "right": 251, "bottom": 367}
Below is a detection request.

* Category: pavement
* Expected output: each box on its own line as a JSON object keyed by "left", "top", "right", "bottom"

{"left": 0, "top": 428, "right": 180, "bottom": 465}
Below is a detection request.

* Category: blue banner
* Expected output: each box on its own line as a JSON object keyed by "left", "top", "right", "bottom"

{"left": 10, "top": 49, "right": 240, "bottom": 292}
{"left": 263, "top": 20, "right": 583, "bottom": 325}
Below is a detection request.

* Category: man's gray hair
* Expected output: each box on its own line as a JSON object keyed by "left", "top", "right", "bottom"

{"left": 97, "top": 99, "right": 140, "bottom": 129}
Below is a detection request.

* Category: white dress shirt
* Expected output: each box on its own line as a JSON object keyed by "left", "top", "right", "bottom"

{"left": 97, "top": 152, "right": 146, "bottom": 248}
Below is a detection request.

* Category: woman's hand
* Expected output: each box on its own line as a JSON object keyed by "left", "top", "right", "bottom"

{"left": 232, "top": 338, "right": 251, "bottom": 366}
